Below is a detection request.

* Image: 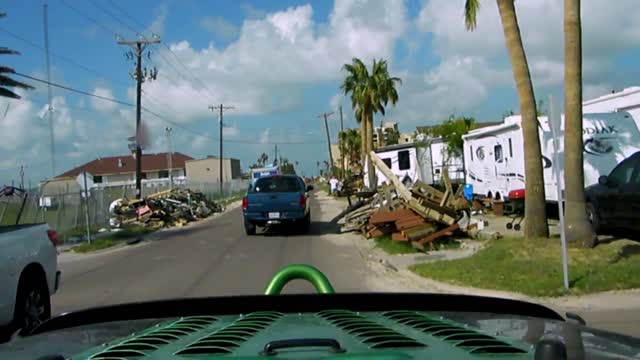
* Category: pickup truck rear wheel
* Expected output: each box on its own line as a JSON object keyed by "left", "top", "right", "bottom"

{"left": 13, "top": 272, "right": 51, "bottom": 333}
{"left": 299, "top": 213, "right": 311, "bottom": 234}
{"left": 245, "top": 222, "right": 256, "bottom": 236}
{"left": 586, "top": 202, "right": 601, "bottom": 234}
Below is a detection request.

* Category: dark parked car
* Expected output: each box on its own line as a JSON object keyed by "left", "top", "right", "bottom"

{"left": 585, "top": 151, "right": 640, "bottom": 234}
{"left": 242, "top": 175, "right": 313, "bottom": 235}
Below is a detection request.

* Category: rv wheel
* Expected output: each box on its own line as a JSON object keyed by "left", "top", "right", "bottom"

{"left": 514, "top": 224, "right": 521, "bottom": 231}
{"left": 506, "top": 223, "right": 512, "bottom": 230}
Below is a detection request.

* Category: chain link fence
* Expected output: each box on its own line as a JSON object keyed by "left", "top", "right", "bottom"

{"left": 0, "top": 179, "right": 249, "bottom": 243}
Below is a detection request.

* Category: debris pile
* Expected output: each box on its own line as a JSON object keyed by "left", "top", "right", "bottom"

{"left": 109, "top": 189, "right": 225, "bottom": 229}
{"left": 341, "top": 151, "right": 476, "bottom": 251}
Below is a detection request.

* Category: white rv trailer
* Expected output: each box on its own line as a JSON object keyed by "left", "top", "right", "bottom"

{"left": 583, "top": 87, "right": 640, "bottom": 129}
{"left": 462, "top": 111, "right": 640, "bottom": 202}
{"left": 363, "top": 141, "right": 465, "bottom": 189}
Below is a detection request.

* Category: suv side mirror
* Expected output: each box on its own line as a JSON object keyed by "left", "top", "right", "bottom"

{"left": 306, "top": 185, "right": 314, "bottom": 192}
{"left": 598, "top": 175, "right": 609, "bottom": 186}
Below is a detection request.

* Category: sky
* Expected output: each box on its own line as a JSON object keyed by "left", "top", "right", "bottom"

{"left": 2, "top": 0, "right": 640, "bottom": 184}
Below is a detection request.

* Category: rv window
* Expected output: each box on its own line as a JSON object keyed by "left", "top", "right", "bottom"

{"left": 494, "top": 145, "right": 504, "bottom": 163}
{"left": 398, "top": 150, "right": 411, "bottom": 170}
{"left": 382, "top": 158, "right": 392, "bottom": 169}
{"left": 508, "top": 138, "right": 513, "bottom": 157}
{"left": 470, "top": 146, "right": 473, "bottom": 161}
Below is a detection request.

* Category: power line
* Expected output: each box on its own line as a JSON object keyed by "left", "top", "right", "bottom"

{"left": 106, "top": 0, "right": 148, "bottom": 30}
{"left": 59, "top": 0, "right": 120, "bottom": 36}
{"left": 12, "top": 76, "right": 324, "bottom": 146}
{"left": 88, "top": 0, "right": 140, "bottom": 36}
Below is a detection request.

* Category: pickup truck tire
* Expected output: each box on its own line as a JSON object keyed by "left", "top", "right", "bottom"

{"left": 298, "top": 213, "right": 311, "bottom": 234}
{"left": 245, "top": 222, "right": 257, "bottom": 236}
{"left": 13, "top": 268, "right": 51, "bottom": 333}
{"left": 586, "top": 202, "right": 601, "bottom": 234}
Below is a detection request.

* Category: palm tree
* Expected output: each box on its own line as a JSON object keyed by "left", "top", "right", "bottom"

{"left": 1, "top": 14, "right": 35, "bottom": 99}
{"left": 465, "top": 0, "right": 548, "bottom": 238}
{"left": 563, "top": 0, "right": 595, "bottom": 247}
{"left": 341, "top": 58, "right": 401, "bottom": 190}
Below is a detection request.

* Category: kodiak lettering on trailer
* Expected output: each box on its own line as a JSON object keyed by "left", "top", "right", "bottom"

{"left": 583, "top": 125, "right": 618, "bottom": 135}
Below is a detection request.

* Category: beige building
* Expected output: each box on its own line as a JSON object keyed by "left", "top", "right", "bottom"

{"left": 41, "top": 152, "right": 193, "bottom": 196}
{"left": 185, "top": 156, "right": 241, "bottom": 183}
{"left": 399, "top": 132, "right": 414, "bottom": 144}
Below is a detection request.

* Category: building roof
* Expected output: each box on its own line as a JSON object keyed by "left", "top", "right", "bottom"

{"left": 374, "top": 143, "right": 417, "bottom": 153}
{"left": 416, "top": 120, "right": 502, "bottom": 133}
{"left": 56, "top": 152, "right": 193, "bottom": 179}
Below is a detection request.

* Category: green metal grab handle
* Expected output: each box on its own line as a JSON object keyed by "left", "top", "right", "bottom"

{"left": 264, "top": 264, "right": 335, "bottom": 295}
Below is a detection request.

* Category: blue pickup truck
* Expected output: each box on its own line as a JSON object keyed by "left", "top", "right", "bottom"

{"left": 242, "top": 175, "right": 313, "bottom": 235}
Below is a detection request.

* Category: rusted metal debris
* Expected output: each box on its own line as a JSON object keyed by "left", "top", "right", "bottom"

{"left": 339, "top": 151, "right": 472, "bottom": 251}
{"left": 109, "top": 189, "right": 224, "bottom": 229}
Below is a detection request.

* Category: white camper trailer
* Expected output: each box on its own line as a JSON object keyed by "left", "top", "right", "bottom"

{"left": 583, "top": 87, "right": 640, "bottom": 129}
{"left": 462, "top": 112, "right": 640, "bottom": 202}
{"left": 363, "top": 141, "right": 464, "bottom": 188}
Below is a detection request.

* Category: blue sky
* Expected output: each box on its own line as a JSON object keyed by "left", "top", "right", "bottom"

{"left": 2, "top": 0, "right": 640, "bottom": 184}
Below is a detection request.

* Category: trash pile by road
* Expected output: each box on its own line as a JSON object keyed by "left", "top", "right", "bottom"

{"left": 109, "top": 189, "right": 225, "bottom": 229}
{"left": 340, "top": 151, "right": 478, "bottom": 251}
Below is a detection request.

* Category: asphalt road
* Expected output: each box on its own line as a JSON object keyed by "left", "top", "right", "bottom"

{"left": 53, "top": 192, "right": 371, "bottom": 314}
{"left": 52, "top": 192, "right": 640, "bottom": 338}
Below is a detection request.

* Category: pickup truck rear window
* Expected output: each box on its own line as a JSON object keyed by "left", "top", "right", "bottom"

{"left": 251, "top": 177, "right": 302, "bottom": 193}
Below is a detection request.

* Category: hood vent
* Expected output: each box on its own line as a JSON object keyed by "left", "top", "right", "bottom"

{"left": 317, "top": 309, "right": 425, "bottom": 349}
{"left": 383, "top": 311, "right": 527, "bottom": 355}
{"left": 89, "top": 316, "right": 217, "bottom": 359}
{"left": 175, "top": 311, "right": 283, "bottom": 356}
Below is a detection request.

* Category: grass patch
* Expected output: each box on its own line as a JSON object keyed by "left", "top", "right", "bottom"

{"left": 410, "top": 236, "right": 640, "bottom": 297}
{"left": 374, "top": 235, "right": 419, "bottom": 255}
{"left": 110, "top": 225, "right": 154, "bottom": 239}
{"left": 314, "top": 181, "right": 330, "bottom": 194}
{"left": 71, "top": 238, "right": 120, "bottom": 253}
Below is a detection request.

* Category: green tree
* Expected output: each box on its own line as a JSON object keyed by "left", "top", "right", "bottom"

{"left": 465, "top": 0, "right": 548, "bottom": 238}
{"left": 384, "top": 127, "right": 400, "bottom": 145}
{"left": 563, "top": 0, "right": 595, "bottom": 247}
{"left": 421, "top": 116, "right": 475, "bottom": 158}
{"left": 1, "top": 14, "right": 35, "bottom": 99}
{"left": 279, "top": 158, "right": 296, "bottom": 175}
{"left": 341, "top": 58, "right": 401, "bottom": 190}
{"left": 339, "top": 128, "right": 362, "bottom": 174}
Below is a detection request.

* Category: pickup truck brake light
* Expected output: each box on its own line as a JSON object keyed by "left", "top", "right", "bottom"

{"left": 299, "top": 194, "right": 306, "bottom": 208}
{"left": 242, "top": 196, "right": 249, "bottom": 210}
{"left": 47, "top": 229, "right": 59, "bottom": 247}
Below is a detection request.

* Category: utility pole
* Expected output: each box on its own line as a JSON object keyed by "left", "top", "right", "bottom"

{"left": 19, "top": 165, "right": 24, "bottom": 189}
{"left": 274, "top": 144, "right": 278, "bottom": 166}
{"left": 317, "top": 112, "right": 335, "bottom": 176}
{"left": 118, "top": 35, "right": 160, "bottom": 199}
{"left": 209, "top": 104, "right": 234, "bottom": 195}
{"left": 43, "top": 4, "right": 56, "bottom": 178}
{"left": 339, "top": 104, "right": 345, "bottom": 179}
{"left": 165, "top": 127, "right": 173, "bottom": 190}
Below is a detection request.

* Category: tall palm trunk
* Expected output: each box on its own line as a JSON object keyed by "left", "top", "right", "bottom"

{"left": 497, "top": 0, "right": 548, "bottom": 238}
{"left": 564, "top": 0, "right": 595, "bottom": 247}
{"left": 360, "top": 121, "right": 367, "bottom": 175}
{"left": 365, "top": 113, "right": 377, "bottom": 190}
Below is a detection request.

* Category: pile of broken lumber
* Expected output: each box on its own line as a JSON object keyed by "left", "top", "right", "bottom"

{"left": 109, "top": 188, "right": 225, "bottom": 229}
{"left": 340, "top": 151, "right": 472, "bottom": 251}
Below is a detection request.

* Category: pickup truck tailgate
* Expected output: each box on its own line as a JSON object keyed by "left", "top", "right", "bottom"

{"left": 246, "top": 192, "right": 302, "bottom": 213}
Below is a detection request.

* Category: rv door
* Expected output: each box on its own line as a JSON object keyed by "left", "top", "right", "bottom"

{"left": 493, "top": 142, "right": 508, "bottom": 200}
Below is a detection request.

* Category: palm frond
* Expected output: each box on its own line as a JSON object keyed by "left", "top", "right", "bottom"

{"left": 0, "top": 74, "right": 35, "bottom": 90}
{"left": 0, "top": 47, "right": 20, "bottom": 55}
{"left": 0, "top": 87, "right": 21, "bottom": 99}
{"left": 465, "top": 0, "right": 481, "bottom": 31}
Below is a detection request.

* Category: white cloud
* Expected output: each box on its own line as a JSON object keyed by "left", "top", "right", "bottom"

{"left": 223, "top": 126, "right": 239, "bottom": 137}
{"left": 143, "top": 0, "right": 407, "bottom": 119}
{"left": 200, "top": 16, "right": 239, "bottom": 40}
{"left": 259, "top": 128, "right": 271, "bottom": 144}
{"left": 91, "top": 87, "right": 117, "bottom": 113}
{"left": 407, "top": 0, "right": 640, "bottom": 124}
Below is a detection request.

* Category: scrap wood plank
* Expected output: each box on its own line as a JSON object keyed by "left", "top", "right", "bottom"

{"left": 408, "top": 199, "right": 455, "bottom": 225}
{"left": 401, "top": 223, "right": 437, "bottom": 238}
{"left": 369, "top": 208, "right": 415, "bottom": 224}
{"left": 392, "top": 232, "right": 409, "bottom": 242}
{"left": 412, "top": 223, "right": 460, "bottom": 251}
{"left": 396, "top": 218, "right": 427, "bottom": 231}
{"left": 369, "top": 151, "right": 412, "bottom": 201}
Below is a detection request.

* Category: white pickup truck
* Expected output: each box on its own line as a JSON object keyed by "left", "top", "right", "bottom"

{"left": 0, "top": 187, "right": 61, "bottom": 339}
